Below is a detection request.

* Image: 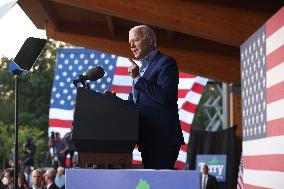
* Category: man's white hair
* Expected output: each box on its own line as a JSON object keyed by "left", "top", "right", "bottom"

{"left": 129, "top": 25, "right": 157, "bottom": 46}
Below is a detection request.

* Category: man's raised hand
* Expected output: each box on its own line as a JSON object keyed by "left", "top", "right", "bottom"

{"left": 128, "top": 58, "right": 139, "bottom": 79}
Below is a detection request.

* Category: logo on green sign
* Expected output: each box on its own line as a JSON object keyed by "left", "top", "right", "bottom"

{"left": 136, "top": 178, "right": 150, "bottom": 189}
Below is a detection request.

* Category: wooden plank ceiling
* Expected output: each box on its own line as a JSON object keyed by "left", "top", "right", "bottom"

{"left": 18, "top": 0, "right": 283, "bottom": 83}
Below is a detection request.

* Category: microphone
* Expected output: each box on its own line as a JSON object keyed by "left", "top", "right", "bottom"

{"left": 73, "top": 65, "right": 105, "bottom": 87}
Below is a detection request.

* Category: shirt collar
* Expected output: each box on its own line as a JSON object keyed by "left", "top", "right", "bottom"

{"left": 140, "top": 48, "right": 158, "bottom": 63}
{"left": 47, "top": 183, "right": 52, "bottom": 189}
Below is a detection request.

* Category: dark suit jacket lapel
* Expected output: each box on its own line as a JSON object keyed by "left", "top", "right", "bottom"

{"left": 143, "top": 51, "right": 161, "bottom": 79}
{"left": 136, "top": 52, "right": 161, "bottom": 102}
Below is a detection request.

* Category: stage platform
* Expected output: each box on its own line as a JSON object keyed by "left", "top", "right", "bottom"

{"left": 66, "top": 169, "right": 201, "bottom": 189}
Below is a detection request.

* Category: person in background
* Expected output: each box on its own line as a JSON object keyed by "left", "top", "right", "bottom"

{"left": 127, "top": 25, "right": 184, "bottom": 169}
{"left": 2, "top": 168, "right": 14, "bottom": 189}
{"left": 201, "top": 164, "right": 218, "bottom": 189}
{"left": 63, "top": 131, "right": 76, "bottom": 168}
{"left": 44, "top": 169, "right": 58, "bottom": 189}
{"left": 8, "top": 148, "right": 15, "bottom": 168}
{"left": 24, "top": 166, "right": 33, "bottom": 188}
{"left": 55, "top": 167, "right": 65, "bottom": 189}
{"left": 18, "top": 172, "right": 28, "bottom": 189}
{"left": 23, "top": 138, "right": 37, "bottom": 167}
{"left": 29, "top": 169, "right": 43, "bottom": 189}
{"left": 52, "top": 133, "right": 68, "bottom": 168}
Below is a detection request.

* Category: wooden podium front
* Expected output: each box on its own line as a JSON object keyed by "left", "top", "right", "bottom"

{"left": 78, "top": 152, "right": 132, "bottom": 169}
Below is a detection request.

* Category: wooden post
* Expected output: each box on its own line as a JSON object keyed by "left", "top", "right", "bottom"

{"left": 229, "top": 84, "right": 242, "bottom": 156}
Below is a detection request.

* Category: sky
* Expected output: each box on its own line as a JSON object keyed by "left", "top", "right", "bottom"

{"left": 0, "top": 1, "right": 46, "bottom": 58}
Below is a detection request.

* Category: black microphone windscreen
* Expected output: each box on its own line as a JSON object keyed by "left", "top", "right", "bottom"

{"left": 86, "top": 66, "right": 105, "bottom": 81}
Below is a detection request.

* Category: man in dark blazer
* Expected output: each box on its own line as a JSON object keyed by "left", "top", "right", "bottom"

{"left": 128, "top": 25, "right": 184, "bottom": 169}
{"left": 44, "top": 169, "right": 59, "bottom": 189}
{"left": 201, "top": 164, "right": 218, "bottom": 189}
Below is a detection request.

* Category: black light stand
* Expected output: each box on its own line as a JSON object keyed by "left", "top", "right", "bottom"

{"left": 14, "top": 74, "right": 19, "bottom": 189}
{"left": 9, "top": 37, "right": 46, "bottom": 189}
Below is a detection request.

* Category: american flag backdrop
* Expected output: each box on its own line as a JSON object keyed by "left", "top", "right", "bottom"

{"left": 241, "top": 7, "right": 284, "bottom": 188}
{"left": 49, "top": 48, "right": 207, "bottom": 169}
{"left": 237, "top": 153, "right": 244, "bottom": 189}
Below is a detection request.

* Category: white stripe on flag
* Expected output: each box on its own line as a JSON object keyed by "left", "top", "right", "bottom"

{"left": 179, "top": 109, "right": 194, "bottom": 125}
{"left": 195, "top": 77, "right": 208, "bottom": 86}
{"left": 177, "top": 98, "right": 185, "bottom": 109}
{"left": 177, "top": 150, "right": 187, "bottom": 163}
{"left": 49, "top": 108, "right": 73, "bottom": 120}
{"left": 182, "top": 130, "right": 190, "bottom": 143}
{"left": 267, "top": 98, "right": 284, "bottom": 121}
{"left": 266, "top": 25, "right": 284, "bottom": 55}
{"left": 185, "top": 91, "right": 202, "bottom": 104}
{"left": 116, "top": 93, "right": 129, "bottom": 100}
{"left": 243, "top": 135, "right": 284, "bottom": 156}
{"left": 116, "top": 56, "right": 140, "bottom": 67}
{"left": 266, "top": 62, "right": 284, "bottom": 88}
{"left": 132, "top": 148, "right": 142, "bottom": 161}
{"left": 244, "top": 169, "right": 284, "bottom": 189}
{"left": 113, "top": 75, "right": 132, "bottom": 86}
{"left": 178, "top": 78, "right": 196, "bottom": 89}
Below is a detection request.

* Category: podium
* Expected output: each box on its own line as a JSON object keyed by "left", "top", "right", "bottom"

{"left": 72, "top": 88, "right": 139, "bottom": 168}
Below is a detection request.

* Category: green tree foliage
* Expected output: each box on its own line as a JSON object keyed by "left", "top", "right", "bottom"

{"left": 0, "top": 122, "right": 46, "bottom": 170}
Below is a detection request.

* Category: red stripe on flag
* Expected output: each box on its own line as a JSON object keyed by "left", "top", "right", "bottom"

{"left": 111, "top": 85, "right": 131, "bottom": 93}
{"left": 180, "top": 121, "right": 191, "bottom": 133}
{"left": 181, "top": 101, "right": 197, "bottom": 113}
{"left": 49, "top": 119, "right": 72, "bottom": 128}
{"left": 132, "top": 160, "right": 142, "bottom": 165}
{"left": 267, "top": 117, "right": 284, "bottom": 137}
{"left": 115, "top": 67, "right": 128, "bottom": 75}
{"left": 267, "top": 80, "right": 284, "bottom": 103}
{"left": 244, "top": 154, "right": 284, "bottom": 171}
{"left": 191, "top": 83, "right": 206, "bottom": 94}
{"left": 178, "top": 84, "right": 205, "bottom": 98}
{"left": 243, "top": 183, "right": 270, "bottom": 189}
{"left": 267, "top": 45, "right": 284, "bottom": 70}
{"left": 266, "top": 7, "right": 284, "bottom": 37}
{"left": 174, "top": 160, "right": 186, "bottom": 170}
{"left": 180, "top": 144, "right": 188, "bottom": 152}
{"left": 178, "top": 89, "right": 189, "bottom": 98}
{"left": 179, "top": 72, "right": 195, "bottom": 78}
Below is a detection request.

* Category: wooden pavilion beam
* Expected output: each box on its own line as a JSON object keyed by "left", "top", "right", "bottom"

{"left": 105, "top": 15, "right": 115, "bottom": 37}
{"left": 39, "top": 0, "right": 60, "bottom": 30}
{"left": 50, "top": 0, "right": 275, "bottom": 47}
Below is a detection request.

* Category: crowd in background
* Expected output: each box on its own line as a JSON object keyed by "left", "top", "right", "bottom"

{"left": 1, "top": 131, "right": 77, "bottom": 189}
{"left": 0, "top": 166, "right": 65, "bottom": 189}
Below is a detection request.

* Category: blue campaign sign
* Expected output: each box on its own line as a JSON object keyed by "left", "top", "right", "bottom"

{"left": 66, "top": 169, "right": 201, "bottom": 189}
{"left": 196, "top": 154, "right": 227, "bottom": 182}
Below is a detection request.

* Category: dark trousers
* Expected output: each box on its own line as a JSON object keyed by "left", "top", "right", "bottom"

{"left": 141, "top": 146, "right": 180, "bottom": 169}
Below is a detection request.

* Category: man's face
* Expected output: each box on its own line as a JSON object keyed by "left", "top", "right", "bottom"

{"left": 32, "top": 171, "right": 42, "bottom": 186}
{"left": 129, "top": 28, "right": 151, "bottom": 60}
{"left": 55, "top": 133, "right": 60, "bottom": 141}
{"left": 202, "top": 165, "right": 209, "bottom": 174}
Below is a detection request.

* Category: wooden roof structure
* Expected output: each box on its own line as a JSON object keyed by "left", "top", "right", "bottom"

{"left": 18, "top": 0, "right": 283, "bottom": 83}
